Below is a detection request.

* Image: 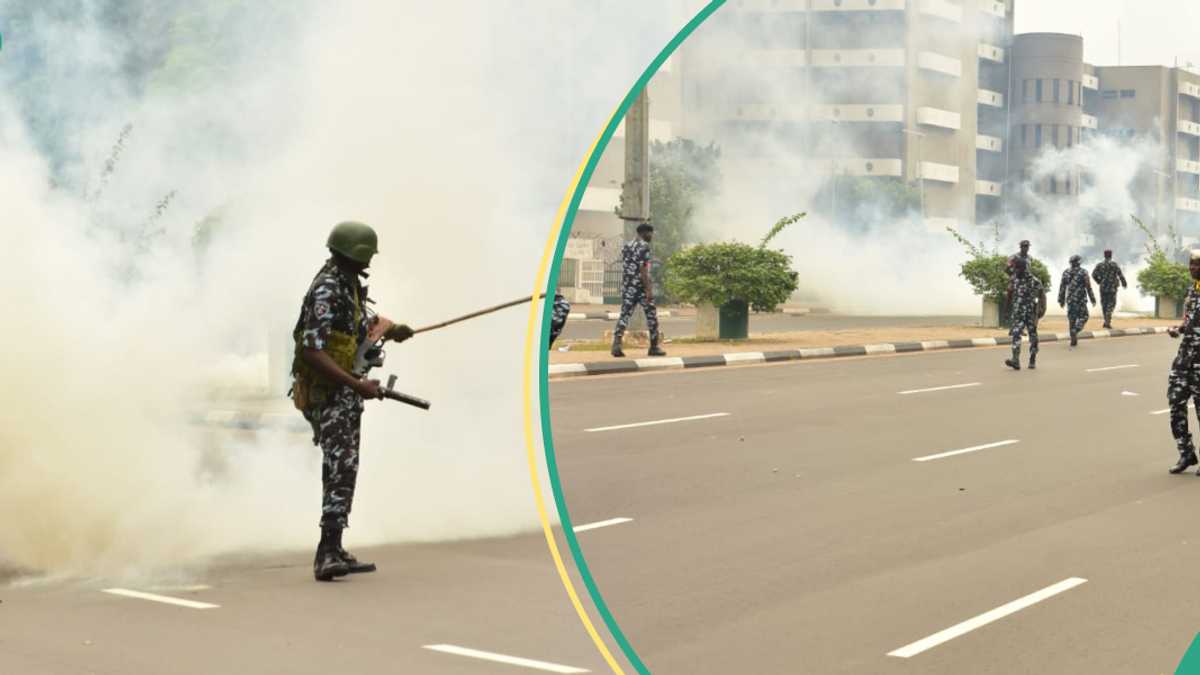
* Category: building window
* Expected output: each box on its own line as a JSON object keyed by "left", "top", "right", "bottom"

{"left": 1035, "top": 124, "right": 1043, "bottom": 148}
{"left": 1053, "top": 125, "right": 1060, "bottom": 147}
{"left": 1078, "top": 82, "right": 1083, "bottom": 106}
{"left": 1036, "top": 79, "right": 1044, "bottom": 102}
{"left": 1050, "top": 176, "right": 1058, "bottom": 194}
{"left": 1102, "top": 89, "right": 1118, "bottom": 99}
{"left": 1067, "top": 125, "right": 1074, "bottom": 148}
{"left": 1021, "top": 124, "right": 1028, "bottom": 147}
{"left": 1068, "top": 80, "right": 1075, "bottom": 105}
{"left": 1023, "top": 79, "right": 1032, "bottom": 103}
{"left": 1120, "top": 89, "right": 1136, "bottom": 98}
{"left": 1054, "top": 79, "right": 1061, "bottom": 103}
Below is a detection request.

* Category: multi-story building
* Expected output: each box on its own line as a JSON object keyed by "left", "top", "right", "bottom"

{"left": 1006, "top": 32, "right": 1200, "bottom": 238}
{"left": 673, "top": 0, "right": 1016, "bottom": 231}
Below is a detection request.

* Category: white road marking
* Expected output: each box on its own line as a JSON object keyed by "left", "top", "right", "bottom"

{"left": 887, "top": 577, "right": 1087, "bottom": 658}
{"left": 573, "top": 518, "right": 633, "bottom": 533}
{"left": 898, "top": 382, "right": 982, "bottom": 395}
{"left": 584, "top": 412, "right": 730, "bottom": 433}
{"left": 101, "top": 588, "right": 219, "bottom": 610}
{"left": 146, "top": 584, "right": 212, "bottom": 593}
{"left": 912, "top": 440, "right": 1020, "bottom": 463}
{"left": 1152, "top": 401, "right": 1194, "bottom": 415}
{"left": 423, "top": 645, "right": 589, "bottom": 673}
{"left": 1086, "top": 364, "right": 1139, "bottom": 373}
{"left": 1121, "top": 391, "right": 1140, "bottom": 397}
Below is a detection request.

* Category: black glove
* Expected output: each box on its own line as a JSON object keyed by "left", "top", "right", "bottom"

{"left": 385, "top": 324, "right": 415, "bottom": 342}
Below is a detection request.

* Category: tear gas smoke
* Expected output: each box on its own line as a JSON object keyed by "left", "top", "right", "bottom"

{"left": 0, "top": 1, "right": 682, "bottom": 579}
{"left": 668, "top": 13, "right": 1170, "bottom": 315}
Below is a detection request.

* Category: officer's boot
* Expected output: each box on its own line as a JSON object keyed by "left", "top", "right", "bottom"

{"left": 334, "top": 529, "right": 377, "bottom": 574}
{"left": 647, "top": 336, "right": 666, "bottom": 357}
{"left": 1069, "top": 329, "right": 1078, "bottom": 347}
{"left": 1028, "top": 352, "right": 1037, "bottom": 370}
{"left": 313, "top": 526, "right": 350, "bottom": 582}
{"left": 1004, "top": 345, "right": 1021, "bottom": 371}
{"left": 611, "top": 334, "right": 625, "bottom": 358}
{"left": 1170, "top": 439, "right": 1199, "bottom": 474}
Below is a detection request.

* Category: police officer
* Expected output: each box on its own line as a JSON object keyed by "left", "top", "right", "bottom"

{"left": 1091, "top": 249, "right": 1128, "bottom": 329}
{"left": 1058, "top": 254, "right": 1097, "bottom": 347}
{"left": 291, "top": 221, "right": 413, "bottom": 581}
{"left": 1166, "top": 250, "right": 1200, "bottom": 474}
{"left": 611, "top": 222, "right": 666, "bottom": 358}
{"left": 549, "top": 291, "right": 571, "bottom": 349}
{"left": 1005, "top": 255, "right": 1045, "bottom": 370}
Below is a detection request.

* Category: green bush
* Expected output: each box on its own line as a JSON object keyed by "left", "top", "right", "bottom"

{"left": 959, "top": 254, "right": 1052, "bottom": 303}
{"left": 664, "top": 242, "right": 798, "bottom": 313}
{"left": 1137, "top": 250, "right": 1191, "bottom": 299}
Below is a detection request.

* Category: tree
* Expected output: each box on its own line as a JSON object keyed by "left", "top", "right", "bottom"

{"left": 811, "top": 176, "right": 920, "bottom": 231}
{"left": 617, "top": 138, "right": 721, "bottom": 263}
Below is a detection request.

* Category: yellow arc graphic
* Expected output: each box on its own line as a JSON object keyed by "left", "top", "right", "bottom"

{"left": 523, "top": 116, "right": 626, "bottom": 674}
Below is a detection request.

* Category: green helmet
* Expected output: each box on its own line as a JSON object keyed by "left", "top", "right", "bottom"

{"left": 326, "top": 221, "right": 379, "bottom": 265}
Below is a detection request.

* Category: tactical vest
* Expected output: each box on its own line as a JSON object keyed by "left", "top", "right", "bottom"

{"left": 290, "top": 276, "right": 361, "bottom": 410}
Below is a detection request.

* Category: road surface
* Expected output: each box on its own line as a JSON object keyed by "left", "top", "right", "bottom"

{"left": 558, "top": 314, "right": 980, "bottom": 341}
{"left": 549, "top": 334, "right": 1197, "bottom": 674}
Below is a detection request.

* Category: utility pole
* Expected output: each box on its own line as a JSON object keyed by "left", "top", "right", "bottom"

{"left": 621, "top": 88, "right": 651, "bottom": 232}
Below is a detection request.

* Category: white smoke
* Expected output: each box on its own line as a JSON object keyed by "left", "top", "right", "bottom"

{"left": 0, "top": 1, "right": 682, "bottom": 578}
{"left": 662, "top": 11, "right": 1169, "bottom": 316}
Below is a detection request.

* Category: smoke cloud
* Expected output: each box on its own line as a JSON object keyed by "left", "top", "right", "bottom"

{"left": 0, "top": 1, "right": 682, "bottom": 579}
{"left": 664, "top": 12, "right": 1167, "bottom": 315}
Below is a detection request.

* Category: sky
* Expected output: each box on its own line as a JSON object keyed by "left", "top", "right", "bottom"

{"left": 1016, "top": 1, "right": 1200, "bottom": 69}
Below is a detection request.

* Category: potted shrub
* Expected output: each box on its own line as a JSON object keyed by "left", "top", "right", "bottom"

{"left": 1137, "top": 250, "right": 1190, "bottom": 319}
{"left": 665, "top": 214, "right": 802, "bottom": 340}
{"left": 948, "top": 227, "right": 1051, "bottom": 328}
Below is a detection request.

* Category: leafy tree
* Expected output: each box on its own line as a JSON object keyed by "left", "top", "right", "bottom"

{"left": 617, "top": 138, "right": 721, "bottom": 262}
{"left": 811, "top": 176, "right": 920, "bottom": 231}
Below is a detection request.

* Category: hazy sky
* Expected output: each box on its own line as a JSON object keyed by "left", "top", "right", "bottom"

{"left": 1016, "top": 1, "right": 1200, "bottom": 69}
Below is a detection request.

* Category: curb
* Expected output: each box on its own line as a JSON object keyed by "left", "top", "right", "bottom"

{"left": 548, "top": 326, "right": 1170, "bottom": 380}
{"left": 190, "top": 409, "right": 310, "bottom": 434}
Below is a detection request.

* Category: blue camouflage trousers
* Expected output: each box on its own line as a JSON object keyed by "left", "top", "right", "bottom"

{"left": 614, "top": 286, "right": 659, "bottom": 342}
{"left": 1010, "top": 314, "right": 1039, "bottom": 357}
{"left": 1067, "top": 303, "right": 1089, "bottom": 336}
{"left": 1100, "top": 289, "right": 1118, "bottom": 324}
{"left": 1168, "top": 366, "right": 1200, "bottom": 457}
{"left": 304, "top": 386, "right": 363, "bottom": 529}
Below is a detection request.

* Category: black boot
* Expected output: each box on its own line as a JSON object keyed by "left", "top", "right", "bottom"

{"left": 1005, "top": 347, "right": 1020, "bottom": 371}
{"left": 332, "top": 530, "right": 376, "bottom": 574}
{"left": 1069, "top": 332, "right": 1078, "bottom": 347}
{"left": 313, "top": 527, "right": 350, "bottom": 581}
{"left": 1028, "top": 353, "right": 1037, "bottom": 370}
{"left": 1171, "top": 452, "right": 1198, "bottom": 474}
{"left": 647, "top": 337, "right": 666, "bottom": 357}
{"left": 611, "top": 335, "right": 625, "bottom": 358}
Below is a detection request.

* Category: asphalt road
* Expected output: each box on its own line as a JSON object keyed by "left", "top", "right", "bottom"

{"left": 0, "top": 492, "right": 620, "bottom": 674}
{"left": 558, "top": 314, "right": 980, "bottom": 341}
{"left": 549, "top": 334, "right": 1200, "bottom": 674}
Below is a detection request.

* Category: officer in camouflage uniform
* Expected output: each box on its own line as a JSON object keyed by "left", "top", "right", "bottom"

{"left": 611, "top": 222, "right": 666, "bottom": 358}
{"left": 1166, "top": 250, "right": 1200, "bottom": 474}
{"left": 1005, "top": 255, "right": 1045, "bottom": 371}
{"left": 1057, "top": 254, "right": 1097, "bottom": 347}
{"left": 549, "top": 292, "right": 571, "bottom": 348}
{"left": 292, "top": 221, "right": 413, "bottom": 581}
{"left": 1091, "top": 249, "right": 1128, "bottom": 329}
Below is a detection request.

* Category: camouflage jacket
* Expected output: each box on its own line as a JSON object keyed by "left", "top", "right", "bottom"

{"left": 1174, "top": 284, "right": 1200, "bottom": 370}
{"left": 1011, "top": 273, "right": 1045, "bottom": 322}
{"left": 1091, "top": 260, "right": 1127, "bottom": 291}
{"left": 295, "top": 259, "right": 370, "bottom": 359}
{"left": 551, "top": 293, "right": 571, "bottom": 328}
{"left": 621, "top": 239, "right": 651, "bottom": 291}
{"left": 1058, "top": 266, "right": 1096, "bottom": 307}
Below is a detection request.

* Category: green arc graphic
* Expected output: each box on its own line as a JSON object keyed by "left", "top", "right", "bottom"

{"left": 537, "top": 2, "right": 726, "bottom": 673}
